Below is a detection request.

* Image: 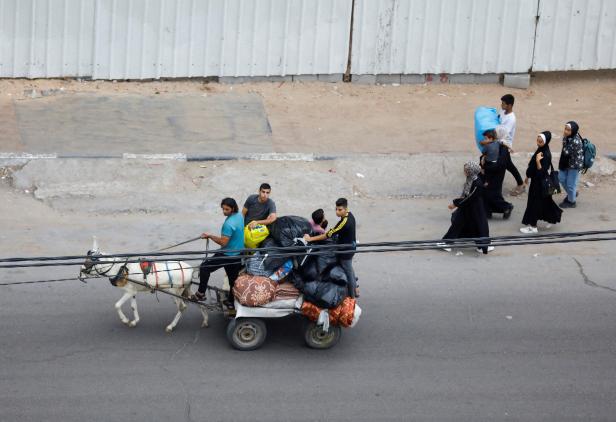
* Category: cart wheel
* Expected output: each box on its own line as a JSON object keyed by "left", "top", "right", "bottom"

{"left": 304, "top": 321, "right": 341, "bottom": 349}
{"left": 227, "top": 318, "right": 267, "bottom": 351}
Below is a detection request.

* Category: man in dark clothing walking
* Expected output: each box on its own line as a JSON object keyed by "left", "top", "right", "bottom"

{"left": 304, "top": 198, "right": 358, "bottom": 298}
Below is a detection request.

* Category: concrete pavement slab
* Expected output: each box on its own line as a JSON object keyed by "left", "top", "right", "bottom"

{"left": 0, "top": 99, "right": 23, "bottom": 151}
{"left": 9, "top": 93, "right": 273, "bottom": 157}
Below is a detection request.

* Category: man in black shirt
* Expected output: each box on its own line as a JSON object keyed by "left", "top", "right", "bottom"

{"left": 304, "top": 198, "right": 358, "bottom": 298}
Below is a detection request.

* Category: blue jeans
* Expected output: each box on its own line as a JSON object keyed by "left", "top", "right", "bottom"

{"left": 558, "top": 168, "right": 580, "bottom": 203}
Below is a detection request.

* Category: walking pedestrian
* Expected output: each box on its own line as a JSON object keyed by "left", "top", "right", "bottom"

{"left": 438, "top": 162, "right": 493, "bottom": 254}
{"left": 558, "top": 121, "right": 584, "bottom": 208}
{"left": 520, "top": 132, "right": 563, "bottom": 233}
{"left": 481, "top": 130, "right": 514, "bottom": 219}
{"left": 499, "top": 94, "right": 526, "bottom": 196}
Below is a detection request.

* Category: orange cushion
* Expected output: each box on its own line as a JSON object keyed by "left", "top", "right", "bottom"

{"left": 301, "top": 297, "right": 356, "bottom": 327}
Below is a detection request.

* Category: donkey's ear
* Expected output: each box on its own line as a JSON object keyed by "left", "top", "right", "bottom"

{"left": 92, "top": 236, "right": 99, "bottom": 252}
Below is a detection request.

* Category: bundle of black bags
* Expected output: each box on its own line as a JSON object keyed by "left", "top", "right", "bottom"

{"left": 258, "top": 216, "right": 349, "bottom": 309}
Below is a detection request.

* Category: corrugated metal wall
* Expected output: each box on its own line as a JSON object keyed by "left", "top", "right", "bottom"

{"left": 0, "top": 0, "right": 96, "bottom": 78}
{"left": 1, "top": 0, "right": 615, "bottom": 79}
{"left": 0, "top": 0, "right": 352, "bottom": 78}
{"left": 532, "top": 0, "right": 616, "bottom": 71}
{"left": 351, "top": 0, "right": 538, "bottom": 75}
{"left": 91, "top": 0, "right": 352, "bottom": 79}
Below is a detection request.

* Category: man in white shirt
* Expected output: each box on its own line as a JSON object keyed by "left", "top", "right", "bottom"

{"left": 499, "top": 94, "right": 525, "bottom": 196}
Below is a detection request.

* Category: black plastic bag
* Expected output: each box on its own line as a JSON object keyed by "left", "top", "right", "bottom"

{"left": 298, "top": 255, "right": 319, "bottom": 281}
{"left": 316, "top": 252, "right": 338, "bottom": 275}
{"left": 287, "top": 271, "right": 305, "bottom": 291}
{"left": 303, "top": 281, "right": 347, "bottom": 309}
{"left": 269, "top": 216, "right": 312, "bottom": 247}
{"left": 260, "top": 238, "right": 287, "bottom": 271}
{"left": 323, "top": 265, "right": 348, "bottom": 286}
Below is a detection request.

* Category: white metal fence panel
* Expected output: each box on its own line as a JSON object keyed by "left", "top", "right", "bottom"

{"left": 0, "top": 0, "right": 96, "bottom": 78}
{"left": 1, "top": 0, "right": 352, "bottom": 79}
{"left": 3, "top": 0, "right": 616, "bottom": 79}
{"left": 533, "top": 0, "right": 616, "bottom": 71}
{"left": 351, "top": 0, "right": 538, "bottom": 75}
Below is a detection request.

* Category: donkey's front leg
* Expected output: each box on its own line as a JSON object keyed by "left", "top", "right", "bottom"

{"left": 114, "top": 292, "right": 132, "bottom": 325}
{"left": 128, "top": 295, "right": 140, "bottom": 327}
{"left": 165, "top": 297, "right": 186, "bottom": 333}
{"left": 199, "top": 304, "right": 209, "bottom": 328}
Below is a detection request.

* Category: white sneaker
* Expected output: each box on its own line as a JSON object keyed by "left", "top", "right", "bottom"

{"left": 520, "top": 226, "right": 538, "bottom": 234}
{"left": 476, "top": 246, "right": 495, "bottom": 253}
{"left": 436, "top": 242, "right": 452, "bottom": 252}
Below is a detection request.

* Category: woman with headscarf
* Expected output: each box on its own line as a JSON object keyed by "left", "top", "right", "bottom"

{"left": 558, "top": 121, "right": 584, "bottom": 208}
{"left": 439, "top": 161, "right": 493, "bottom": 254}
{"left": 520, "top": 131, "right": 563, "bottom": 234}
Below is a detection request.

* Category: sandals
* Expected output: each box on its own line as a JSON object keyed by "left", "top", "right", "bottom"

{"left": 190, "top": 291, "right": 206, "bottom": 302}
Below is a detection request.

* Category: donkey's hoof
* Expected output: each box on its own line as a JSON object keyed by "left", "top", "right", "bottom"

{"left": 128, "top": 321, "right": 137, "bottom": 328}
{"left": 165, "top": 326, "right": 173, "bottom": 333}
{"left": 121, "top": 318, "right": 130, "bottom": 325}
{"left": 201, "top": 321, "right": 209, "bottom": 328}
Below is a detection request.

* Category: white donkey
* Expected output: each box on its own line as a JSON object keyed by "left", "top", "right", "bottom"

{"left": 79, "top": 238, "right": 208, "bottom": 332}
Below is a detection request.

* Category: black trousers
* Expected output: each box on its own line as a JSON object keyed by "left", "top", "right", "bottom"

{"left": 484, "top": 167, "right": 513, "bottom": 214}
{"left": 198, "top": 252, "right": 242, "bottom": 296}
{"left": 339, "top": 257, "right": 357, "bottom": 299}
{"left": 505, "top": 149, "right": 524, "bottom": 186}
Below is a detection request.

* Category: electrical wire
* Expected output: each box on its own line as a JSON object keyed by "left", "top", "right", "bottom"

{"left": 0, "top": 230, "right": 615, "bottom": 270}
{"left": 2, "top": 229, "right": 615, "bottom": 264}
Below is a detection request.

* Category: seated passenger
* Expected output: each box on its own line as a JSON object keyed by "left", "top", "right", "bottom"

{"left": 309, "top": 208, "right": 328, "bottom": 235}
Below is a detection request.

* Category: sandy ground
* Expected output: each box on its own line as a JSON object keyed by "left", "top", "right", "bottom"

{"left": 1, "top": 71, "right": 615, "bottom": 155}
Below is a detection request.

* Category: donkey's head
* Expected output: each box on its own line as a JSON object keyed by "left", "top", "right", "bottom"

{"left": 79, "top": 237, "right": 104, "bottom": 280}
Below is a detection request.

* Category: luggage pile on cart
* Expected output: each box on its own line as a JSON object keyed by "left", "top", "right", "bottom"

{"left": 224, "top": 216, "right": 362, "bottom": 351}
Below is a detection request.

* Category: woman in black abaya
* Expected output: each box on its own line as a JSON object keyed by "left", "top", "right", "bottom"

{"left": 439, "top": 161, "right": 493, "bottom": 254}
{"left": 520, "top": 131, "right": 563, "bottom": 234}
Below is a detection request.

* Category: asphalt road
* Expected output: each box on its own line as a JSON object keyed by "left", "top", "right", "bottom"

{"left": 1, "top": 250, "right": 616, "bottom": 422}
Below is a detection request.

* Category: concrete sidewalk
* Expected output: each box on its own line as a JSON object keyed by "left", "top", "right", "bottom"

{"left": 0, "top": 92, "right": 273, "bottom": 158}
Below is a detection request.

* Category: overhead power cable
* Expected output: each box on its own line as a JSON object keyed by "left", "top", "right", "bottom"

{"left": 0, "top": 230, "right": 615, "bottom": 270}
{"left": 1, "top": 229, "right": 615, "bottom": 264}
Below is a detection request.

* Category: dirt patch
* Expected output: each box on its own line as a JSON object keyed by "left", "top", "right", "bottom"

{"left": 1, "top": 71, "right": 614, "bottom": 156}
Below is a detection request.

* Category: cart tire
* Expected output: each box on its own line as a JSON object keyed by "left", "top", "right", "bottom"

{"left": 304, "top": 321, "right": 341, "bottom": 349}
{"left": 227, "top": 318, "right": 267, "bottom": 351}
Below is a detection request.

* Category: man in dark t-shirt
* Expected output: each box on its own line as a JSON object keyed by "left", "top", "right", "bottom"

{"left": 242, "top": 183, "right": 277, "bottom": 229}
{"left": 304, "top": 198, "right": 358, "bottom": 298}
